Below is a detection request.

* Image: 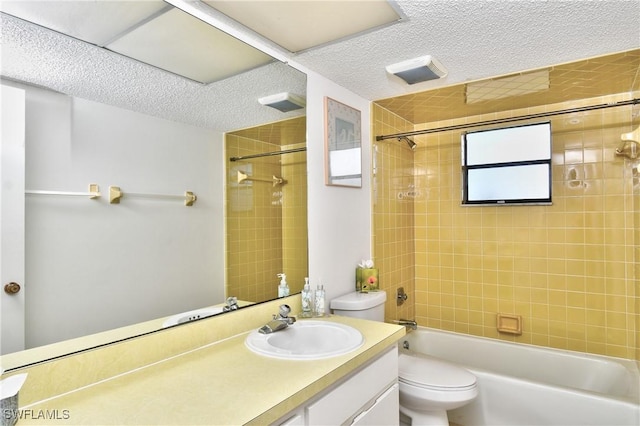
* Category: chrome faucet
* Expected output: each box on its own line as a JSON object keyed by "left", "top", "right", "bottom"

{"left": 258, "top": 304, "right": 296, "bottom": 334}
{"left": 223, "top": 296, "right": 238, "bottom": 312}
{"left": 394, "top": 319, "right": 418, "bottom": 330}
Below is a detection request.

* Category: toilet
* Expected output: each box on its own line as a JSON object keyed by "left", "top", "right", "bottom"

{"left": 331, "top": 291, "right": 478, "bottom": 426}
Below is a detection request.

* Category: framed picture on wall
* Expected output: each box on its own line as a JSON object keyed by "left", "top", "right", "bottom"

{"left": 324, "top": 97, "right": 362, "bottom": 188}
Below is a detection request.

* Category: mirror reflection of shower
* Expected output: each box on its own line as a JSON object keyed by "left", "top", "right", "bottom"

{"left": 615, "top": 126, "right": 639, "bottom": 159}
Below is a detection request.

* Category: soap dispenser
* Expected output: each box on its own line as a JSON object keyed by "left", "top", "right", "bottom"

{"left": 301, "top": 277, "right": 312, "bottom": 317}
{"left": 314, "top": 281, "right": 326, "bottom": 317}
{"left": 277, "top": 273, "right": 289, "bottom": 298}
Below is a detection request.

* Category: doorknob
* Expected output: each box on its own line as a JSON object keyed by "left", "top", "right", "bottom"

{"left": 4, "top": 282, "right": 21, "bottom": 294}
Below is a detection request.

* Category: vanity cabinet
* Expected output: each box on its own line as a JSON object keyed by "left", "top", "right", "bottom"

{"left": 277, "top": 346, "right": 399, "bottom": 426}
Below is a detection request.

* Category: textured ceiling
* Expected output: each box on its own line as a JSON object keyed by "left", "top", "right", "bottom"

{"left": 1, "top": 0, "right": 639, "bottom": 133}
{"left": 0, "top": 11, "right": 306, "bottom": 132}
{"left": 292, "top": 0, "right": 640, "bottom": 102}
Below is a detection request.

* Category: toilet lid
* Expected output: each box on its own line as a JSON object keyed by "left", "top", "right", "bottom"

{"left": 399, "top": 353, "right": 477, "bottom": 390}
{"left": 330, "top": 291, "right": 387, "bottom": 311}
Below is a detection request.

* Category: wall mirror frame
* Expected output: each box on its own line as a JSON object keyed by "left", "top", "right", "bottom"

{"left": 0, "top": 3, "right": 307, "bottom": 370}
{"left": 324, "top": 97, "right": 362, "bottom": 188}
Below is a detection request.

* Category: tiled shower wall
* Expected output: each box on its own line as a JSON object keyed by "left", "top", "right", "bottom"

{"left": 372, "top": 109, "right": 416, "bottom": 324}
{"left": 226, "top": 135, "right": 283, "bottom": 302}
{"left": 281, "top": 142, "right": 309, "bottom": 292}
{"left": 373, "top": 93, "right": 639, "bottom": 360}
{"left": 225, "top": 136, "right": 307, "bottom": 303}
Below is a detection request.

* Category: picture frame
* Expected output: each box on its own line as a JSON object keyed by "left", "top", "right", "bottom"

{"left": 324, "top": 97, "right": 362, "bottom": 187}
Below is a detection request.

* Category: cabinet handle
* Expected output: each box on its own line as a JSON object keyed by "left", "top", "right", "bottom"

{"left": 4, "top": 282, "right": 21, "bottom": 294}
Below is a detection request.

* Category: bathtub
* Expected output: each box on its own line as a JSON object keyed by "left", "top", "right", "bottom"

{"left": 401, "top": 327, "right": 640, "bottom": 426}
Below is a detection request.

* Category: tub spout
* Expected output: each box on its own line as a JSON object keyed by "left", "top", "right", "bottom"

{"left": 394, "top": 319, "right": 417, "bottom": 330}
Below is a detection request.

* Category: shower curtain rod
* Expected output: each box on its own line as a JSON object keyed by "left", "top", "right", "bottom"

{"left": 375, "top": 98, "right": 639, "bottom": 141}
{"left": 229, "top": 146, "right": 306, "bottom": 162}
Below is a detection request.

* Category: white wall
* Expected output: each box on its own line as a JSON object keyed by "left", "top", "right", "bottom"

{"left": 18, "top": 83, "right": 225, "bottom": 348}
{"left": 305, "top": 69, "right": 373, "bottom": 303}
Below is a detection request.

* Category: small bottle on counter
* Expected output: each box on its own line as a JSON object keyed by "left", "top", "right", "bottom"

{"left": 301, "top": 277, "right": 312, "bottom": 317}
{"left": 314, "top": 282, "right": 326, "bottom": 317}
{"left": 277, "top": 273, "right": 289, "bottom": 298}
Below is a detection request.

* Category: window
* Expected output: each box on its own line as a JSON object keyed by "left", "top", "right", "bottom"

{"left": 462, "top": 122, "right": 552, "bottom": 205}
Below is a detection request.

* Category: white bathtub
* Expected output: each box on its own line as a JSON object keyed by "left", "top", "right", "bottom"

{"left": 401, "top": 327, "right": 640, "bottom": 426}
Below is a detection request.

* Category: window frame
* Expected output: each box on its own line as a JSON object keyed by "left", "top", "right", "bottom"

{"left": 461, "top": 121, "right": 552, "bottom": 206}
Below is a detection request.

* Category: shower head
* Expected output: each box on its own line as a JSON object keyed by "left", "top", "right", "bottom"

{"left": 398, "top": 136, "right": 417, "bottom": 151}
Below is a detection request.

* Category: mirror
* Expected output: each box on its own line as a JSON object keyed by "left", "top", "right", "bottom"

{"left": 226, "top": 117, "right": 308, "bottom": 301}
{"left": 324, "top": 97, "right": 362, "bottom": 187}
{"left": 0, "top": 5, "right": 307, "bottom": 364}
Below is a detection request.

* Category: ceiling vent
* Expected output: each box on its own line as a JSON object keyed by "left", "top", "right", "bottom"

{"left": 258, "top": 92, "right": 306, "bottom": 112}
{"left": 386, "top": 55, "right": 448, "bottom": 84}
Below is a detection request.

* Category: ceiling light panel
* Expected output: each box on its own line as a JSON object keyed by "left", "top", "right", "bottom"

{"left": 203, "top": 0, "right": 402, "bottom": 52}
{"left": 106, "top": 8, "right": 274, "bottom": 84}
{"left": 0, "top": 0, "right": 168, "bottom": 46}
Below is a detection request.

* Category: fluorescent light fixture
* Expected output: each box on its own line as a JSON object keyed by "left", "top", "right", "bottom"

{"left": 0, "top": 1, "right": 168, "bottom": 46}
{"left": 106, "top": 8, "right": 273, "bottom": 84}
{"left": 202, "top": 0, "right": 403, "bottom": 52}
{"left": 258, "top": 92, "right": 306, "bottom": 112}
{"left": 386, "top": 55, "right": 448, "bottom": 85}
{"left": 466, "top": 70, "right": 549, "bottom": 104}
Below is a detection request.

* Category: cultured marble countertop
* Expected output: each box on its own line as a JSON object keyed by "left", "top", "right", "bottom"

{"left": 17, "top": 316, "right": 405, "bottom": 425}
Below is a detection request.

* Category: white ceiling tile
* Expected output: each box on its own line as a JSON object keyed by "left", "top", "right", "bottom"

{"left": 0, "top": 0, "right": 168, "bottom": 46}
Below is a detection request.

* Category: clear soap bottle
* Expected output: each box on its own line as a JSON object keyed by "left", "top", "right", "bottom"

{"left": 314, "top": 283, "right": 325, "bottom": 317}
{"left": 277, "top": 273, "right": 289, "bottom": 297}
{"left": 301, "top": 277, "right": 312, "bottom": 317}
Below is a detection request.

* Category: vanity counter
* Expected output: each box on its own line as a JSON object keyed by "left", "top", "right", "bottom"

{"left": 14, "top": 315, "right": 404, "bottom": 425}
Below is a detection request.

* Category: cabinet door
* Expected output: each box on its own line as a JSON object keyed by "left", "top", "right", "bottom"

{"left": 278, "top": 410, "right": 304, "bottom": 426}
{"left": 351, "top": 383, "right": 399, "bottom": 426}
{"left": 306, "top": 347, "right": 398, "bottom": 425}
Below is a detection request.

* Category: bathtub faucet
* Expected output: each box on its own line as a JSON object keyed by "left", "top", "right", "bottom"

{"left": 395, "top": 319, "right": 417, "bottom": 330}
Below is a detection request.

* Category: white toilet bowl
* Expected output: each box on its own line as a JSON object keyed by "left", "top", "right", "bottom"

{"left": 330, "top": 292, "right": 478, "bottom": 426}
{"left": 399, "top": 352, "right": 478, "bottom": 426}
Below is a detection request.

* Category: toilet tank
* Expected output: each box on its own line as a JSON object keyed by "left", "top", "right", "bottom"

{"left": 330, "top": 291, "right": 387, "bottom": 321}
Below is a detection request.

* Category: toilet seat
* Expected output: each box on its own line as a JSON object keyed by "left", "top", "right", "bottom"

{"left": 398, "top": 352, "right": 477, "bottom": 392}
{"left": 398, "top": 351, "right": 478, "bottom": 418}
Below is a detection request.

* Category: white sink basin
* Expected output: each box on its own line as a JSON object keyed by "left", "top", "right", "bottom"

{"left": 162, "top": 306, "right": 224, "bottom": 328}
{"left": 245, "top": 320, "right": 364, "bottom": 360}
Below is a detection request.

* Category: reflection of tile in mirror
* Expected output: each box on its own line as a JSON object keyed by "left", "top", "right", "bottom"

{"left": 230, "top": 188, "right": 253, "bottom": 213}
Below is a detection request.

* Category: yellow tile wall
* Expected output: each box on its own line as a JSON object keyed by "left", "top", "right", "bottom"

{"left": 226, "top": 135, "right": 284, "bottom": 302}
{"left": 372, "top": 93, "right": 639, "bottom": 360}
{"left": 371, "top": 106, "right": 416, "bottom": 323}
{"left": 225, "top": 137, "right": 307, "bottom": 302}
{"left": 281, "top": 142, "right": 308, "bottom": 294}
